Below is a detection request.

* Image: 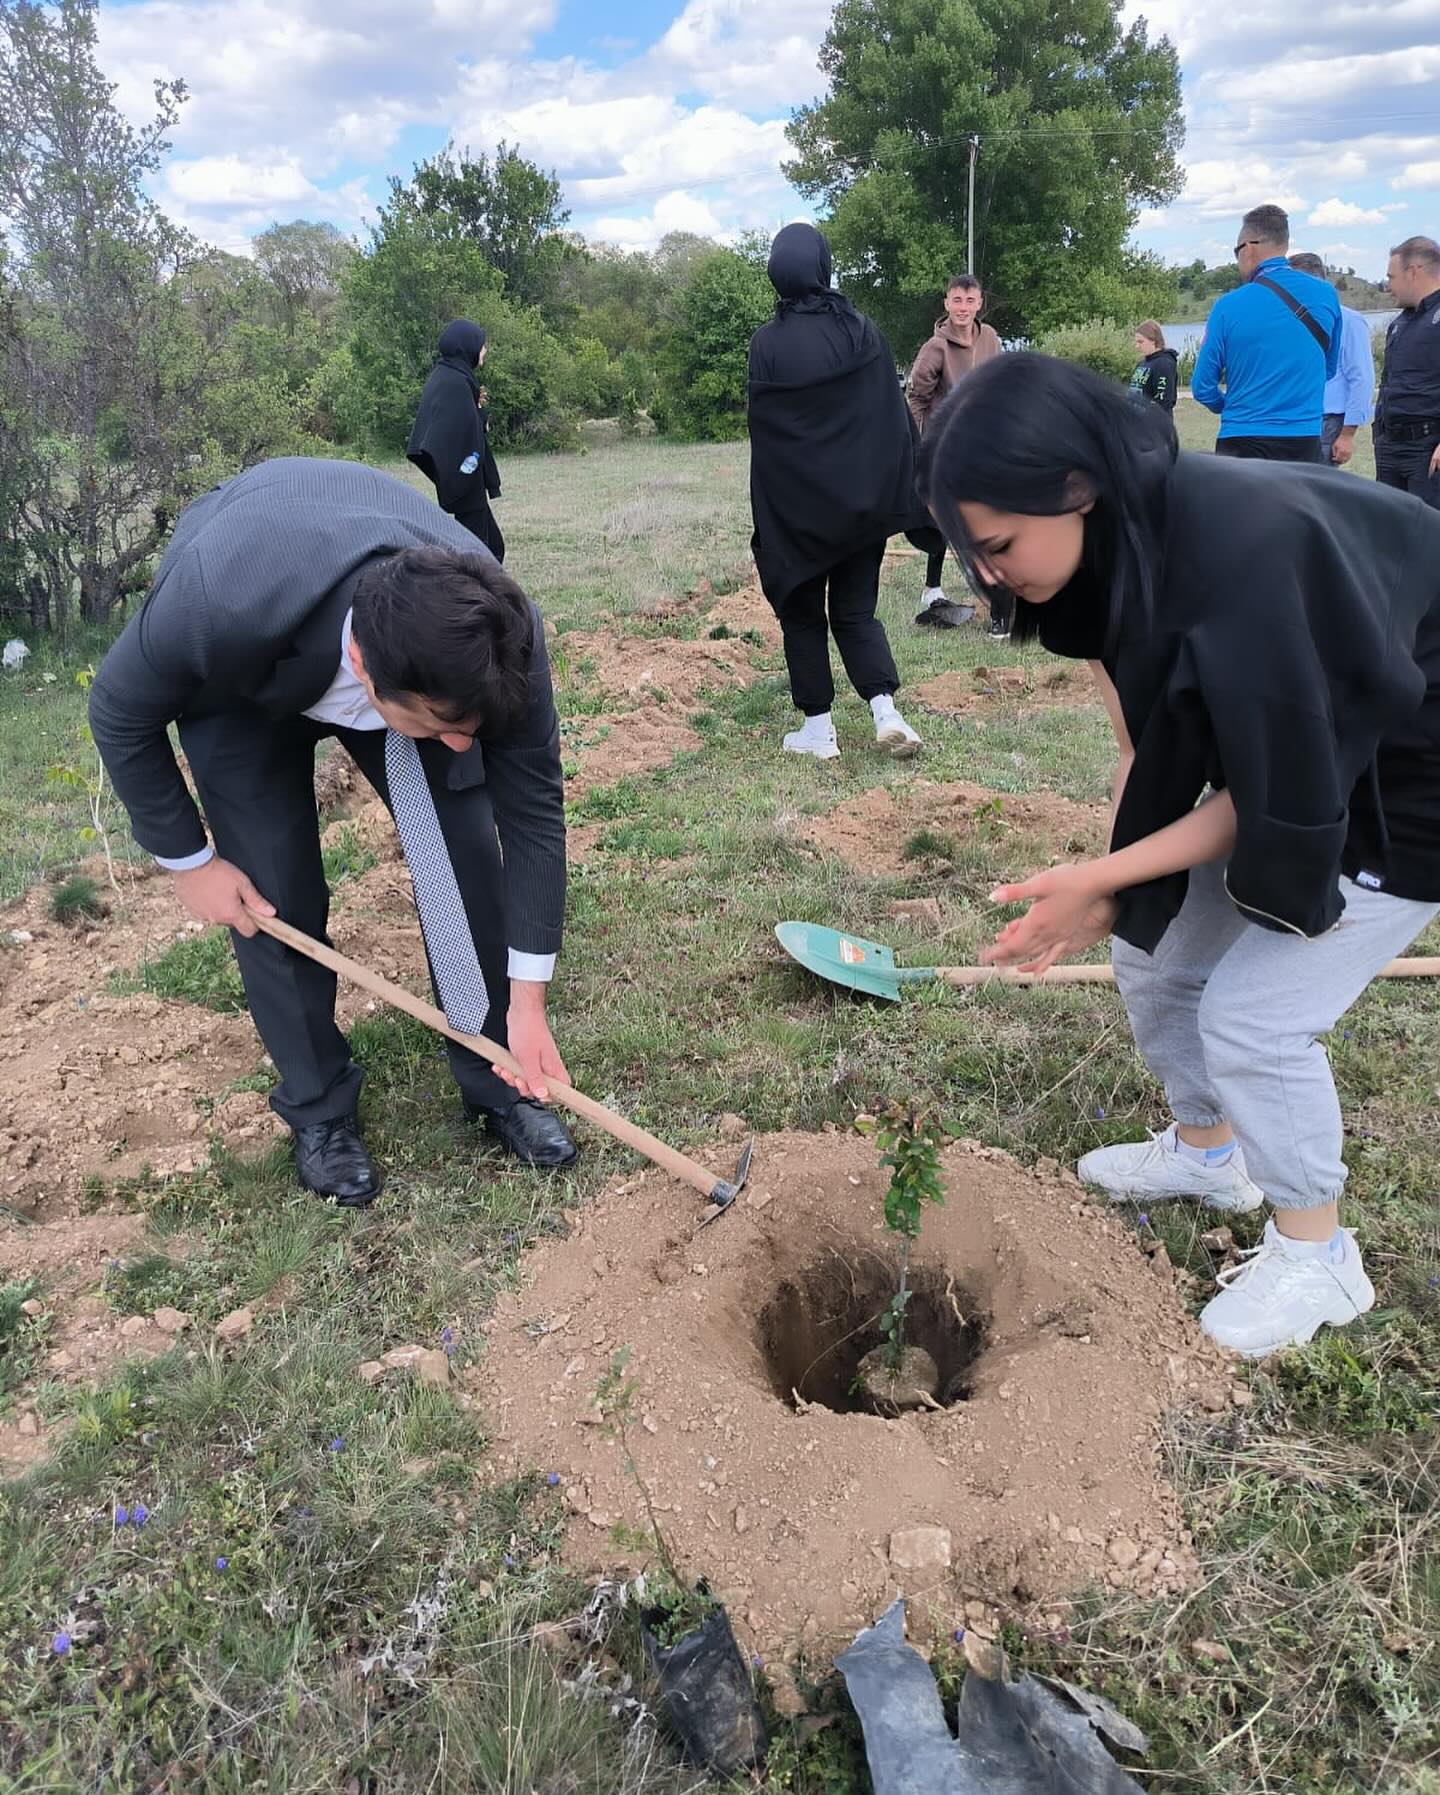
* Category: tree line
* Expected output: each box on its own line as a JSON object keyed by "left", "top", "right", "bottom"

{"left": 2, "top": 0, "right": 1184, "bottom": 634}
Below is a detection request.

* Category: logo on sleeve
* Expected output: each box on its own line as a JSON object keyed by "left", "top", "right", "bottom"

{"left": 1354, "top": 870, "right": 1384, "bottom": 890}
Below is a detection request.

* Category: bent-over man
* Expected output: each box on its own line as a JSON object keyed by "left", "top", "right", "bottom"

{"left": 89, "top": 457, "right": 576, "bottom": 1207}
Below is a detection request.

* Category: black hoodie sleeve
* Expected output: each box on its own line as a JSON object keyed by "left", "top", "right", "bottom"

{"left": 407, "top": 368, "right": 485, "bottom": 515}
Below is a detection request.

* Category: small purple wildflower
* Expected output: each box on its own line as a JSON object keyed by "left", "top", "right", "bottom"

{"left": 51, "top": 1630, "right": 71, "bottom": 1656}
{"left": 503, "top": 1553, "right": 516, "bottom": 1567}
{"left": 751, "top": 1653, "right": 763, "bottom": 1669}
{"left": 131, "top": 1503, "right": 149, "bottom": 1528}
{"left": 953, "top": 1628, "right": 966, "bottom": 1644}
{"left": 299, "top": 1505, "right": 313, "bottom": 1517}
{"left": 1094, "top": 1107, "right": 1105, "bottom": 1119}
{"left": 113, "top": 1505, "right": 130, "bottom": 1527}
{"left": 214, "top": 1556, "right": 228, "bottom": 1571}
{"left": 329, "top": 1437, "right": 344, "bottom": 1453}
{"left": 1137, "top": 1213, "right": 1150, "bottom": 1228}
{"left": 545, "top": 1471, "right": 560, "bottom": 1487}
{"left": 1342, "top": 1030, "right": 1352, "bottom": 1041}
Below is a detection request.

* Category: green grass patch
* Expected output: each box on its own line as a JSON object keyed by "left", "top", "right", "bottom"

{"left": 114, "top": 929, "right": 248, "bottom": 1013}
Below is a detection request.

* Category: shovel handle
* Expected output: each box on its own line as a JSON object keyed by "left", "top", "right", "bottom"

{"left": 248, "top": 910, "right": 728, "bottom": 1202}
{"left": 934, "top": 957, "right": 1440, "bottom": 989}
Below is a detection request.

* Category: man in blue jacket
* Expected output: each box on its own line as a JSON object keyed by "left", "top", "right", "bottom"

{"left": 1193, "top": 205, "right": 1341, "bottom": 461}
{"left": 1288, "top": 252, "right": 1374, "bottom": 467}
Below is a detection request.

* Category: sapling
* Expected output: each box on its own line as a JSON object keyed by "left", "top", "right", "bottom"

{"left": 875, "top": 1103, "right": 947, "bottom": 1372}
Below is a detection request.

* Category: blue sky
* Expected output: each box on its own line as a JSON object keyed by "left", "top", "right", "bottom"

{"left": 96, "top": 0, "right": 1440, "bottom": 284}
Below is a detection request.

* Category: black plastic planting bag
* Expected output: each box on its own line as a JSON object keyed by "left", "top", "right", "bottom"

{"left": 642, "top": 1592, "right": 767, "bottom": 1776}
{"left": 836, "top": 1600, "right": 1148, "bottom": 1795}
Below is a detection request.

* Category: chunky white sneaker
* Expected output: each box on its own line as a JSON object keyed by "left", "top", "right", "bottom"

{"left": 782, "top": 722, "right": 840, "bottom": 760}
{"left": 1076, "top": 1124, "right": 1264, "bottom": 1213}
{"left": 871, "top": 698, "right": 922, "bottom": 759}
{"left": 1200, "top": 1222, "right": 1375, "bottom": 1358}
{"left": 919, "top": 585, "right": 947, "bottom": 609}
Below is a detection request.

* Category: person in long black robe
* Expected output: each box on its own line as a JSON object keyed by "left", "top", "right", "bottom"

{"left": 747, "top": 223, "right": 924, "bottom": 759}
{"left": 408, "top": 320, "right": 505, "bottom": 562}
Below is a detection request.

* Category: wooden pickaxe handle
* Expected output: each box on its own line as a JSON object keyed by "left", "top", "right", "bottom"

{"left": 247, "top": 910, "right": 736, "bottom": 1204}
{"left": 932, "top": 957, "right": 1440, "bottom": 988}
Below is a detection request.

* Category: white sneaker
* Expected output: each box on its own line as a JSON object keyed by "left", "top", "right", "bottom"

{"left": 871, "top": 698, "right": 922, "bottom": 759}
{"left": 782, "top": 722, "right": 839, "bottom": 760}
{"left": 920, "top": 585, "right": 947, "bottom": 609}
{"left": 1076, "top": 1124, "right": 1264, "bottom": 1213}
{"left": 1200, "top": 1221, "right": 1375, "bottom": 1358}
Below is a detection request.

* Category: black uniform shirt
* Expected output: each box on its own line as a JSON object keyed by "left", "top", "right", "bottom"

{"left": 1377, "top": 286, "right": 1440, "bottom": 427}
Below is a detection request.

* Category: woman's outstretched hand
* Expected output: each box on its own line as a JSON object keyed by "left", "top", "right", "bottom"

{"left": 984, "top": 863, "right": 1118, "bottom": 978}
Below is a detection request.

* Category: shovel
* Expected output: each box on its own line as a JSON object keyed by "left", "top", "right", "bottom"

{"left": 249, "top": 911, "right": 753, "bottom": 1216}
{"left": 776, "top": 920, "right": 1440, "bottom": 1004}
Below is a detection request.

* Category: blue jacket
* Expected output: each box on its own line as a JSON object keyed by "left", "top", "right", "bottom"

{"left": 1324, "top": 305, "right": 1374, "bottom": 425}
{"left": 1193, "top": 258, "right": 1342, "bottom": 437}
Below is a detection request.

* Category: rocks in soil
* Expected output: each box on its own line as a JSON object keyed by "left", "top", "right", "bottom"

{"left": 889, "top": 1526, "right": 952, "bottom": 1574}
{"left": 381, "top": 1343, "right": 450, "bottom": 1387}
{"left": 152, "top": 1306, "right": 191, "bottom": 1334}
{"left": 856, "top": 1345, "right": 940, "bottom": 1415}
{"left": 214, "top": 1305, "right": 254, "bottom": 1342}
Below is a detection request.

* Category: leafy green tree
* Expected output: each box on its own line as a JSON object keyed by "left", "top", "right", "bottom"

{"left": 408, "top": 141, "right": 574, "bottom": 316}
{"left": 785, "top": 0, "right": 1185, "bottom": 348}
{"left": 251, "top": 219, "right": 356, "bottom": 335}
{"left": 0, "top": 0, "right": 258, "bottom": 628}
{"left": 651, "top": 247, "right": 774, "bottom": 441}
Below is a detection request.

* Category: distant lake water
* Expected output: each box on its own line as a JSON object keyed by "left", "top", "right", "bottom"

{"left": 1162, "top": 308, "right": 1398, "bottom": 354}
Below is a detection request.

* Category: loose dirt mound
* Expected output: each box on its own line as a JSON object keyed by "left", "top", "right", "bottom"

{"left": 565, "top": 709, "right": 703, "bottom": 799}
{"left": 800, "top": 781, "right": 1106, "bottom": 878}
{"left": 559, "top": 627, "right": 760, "bottom": 711}
{"left": 0, "top": 866, "right": 284, "bottom": 1221}
{"left": 913, "top": 664, "right": 1099, "bottom": 717}
{"left": 479, "top": 1130, "right": 1228, "bottom": 1663}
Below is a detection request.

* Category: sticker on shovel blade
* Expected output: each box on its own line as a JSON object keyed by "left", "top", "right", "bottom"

{"left": 839, "top": 938, "right": 866, "bottom": 965}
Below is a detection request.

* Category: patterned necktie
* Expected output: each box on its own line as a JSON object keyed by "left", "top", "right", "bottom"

{"left": 384, "top": 731, "right": 489, "bottom": 1033}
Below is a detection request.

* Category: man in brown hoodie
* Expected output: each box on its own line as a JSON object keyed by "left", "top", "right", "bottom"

{"left": 907, "top": 275, "right": 1005, "bottom": 631}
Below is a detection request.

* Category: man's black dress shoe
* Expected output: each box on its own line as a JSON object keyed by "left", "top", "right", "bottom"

{"left": 465, "top": 1097, "right": 578, "bottom": 1168}
{"left": 292, "top": 1117, "right": 383, "bottom": 1208}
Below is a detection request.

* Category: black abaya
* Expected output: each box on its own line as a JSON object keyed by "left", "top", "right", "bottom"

{"left": 407, "top": 319, "right": 505, "bottom": 562}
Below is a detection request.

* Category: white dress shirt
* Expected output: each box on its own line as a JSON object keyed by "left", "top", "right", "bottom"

{"left": 157, "top": 611, "right": 554, "bottom": 982}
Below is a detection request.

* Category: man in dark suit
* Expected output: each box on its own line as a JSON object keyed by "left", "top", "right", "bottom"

{"left": 89, "top": 458, "right": 576, "bottom": 1206}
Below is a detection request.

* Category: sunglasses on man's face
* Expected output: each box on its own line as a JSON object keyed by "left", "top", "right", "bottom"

{"left": 1233, "top": 239, "right": 1260, "bottom": 258}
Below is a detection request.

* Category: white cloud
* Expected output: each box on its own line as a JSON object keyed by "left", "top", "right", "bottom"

{"left": 1179, "top": 159, "right": 1305, "bottom": 218}
{"left": 1393, "top": 161, "right": 1440, "bottom": 191}
{"left": 649, "top": 0, "right": 832, "bottom": 109}
{"left": 166, "top": 155, "right": 319, "bottom": 208}
{"left": 1308, "top": 197, "right": 1387, "bottom": 227}
{"left": 591, "top": 190, "right": 729, "bottom": 248}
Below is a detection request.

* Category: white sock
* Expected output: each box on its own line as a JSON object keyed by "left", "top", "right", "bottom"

{"left": 870, "top": 694, "right": 899, "bottom": 722}
{"left": 1172, "top": 1132, "right": 1236, "bottom": 1167}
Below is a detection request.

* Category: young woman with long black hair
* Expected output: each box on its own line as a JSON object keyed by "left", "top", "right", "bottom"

{"left": 919, "top": 353, "right": 1440, "bottom": 1356}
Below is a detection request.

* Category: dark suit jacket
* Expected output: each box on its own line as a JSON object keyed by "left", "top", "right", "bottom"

{"left": 89, "top": 457, "right": 566, "bottom": 956}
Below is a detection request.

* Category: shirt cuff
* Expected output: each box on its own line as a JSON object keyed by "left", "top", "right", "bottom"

{"left": 507, "top": 949, "right": 556, "bottom": 983}
{"left": 155, "top": 845, "right": 216, "bottom": 872}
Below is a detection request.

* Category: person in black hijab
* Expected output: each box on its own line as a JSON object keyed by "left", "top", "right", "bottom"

{"left": 408, "top": 320, "right": 505, "bottom": 562}
{"left": 747, "top": 223, "right": 923, "bottom": 759}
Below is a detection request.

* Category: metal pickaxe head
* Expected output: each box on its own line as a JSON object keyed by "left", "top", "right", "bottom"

{"left": 701, "top": 1137, "right": 754, "bottom": 1224}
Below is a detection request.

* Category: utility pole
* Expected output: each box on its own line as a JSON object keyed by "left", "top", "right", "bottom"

{"left": 967, "top": 134, "right": 980, "bottom": 276}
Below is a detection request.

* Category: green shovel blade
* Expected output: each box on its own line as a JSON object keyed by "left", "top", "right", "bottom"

{"left": 775, "top": 921, "right": 939, "bottom": 1002}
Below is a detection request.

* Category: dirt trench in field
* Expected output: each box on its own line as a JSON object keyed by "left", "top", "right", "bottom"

{"left": 478, "top": 1128, "right": 1235, "bottom": 1665}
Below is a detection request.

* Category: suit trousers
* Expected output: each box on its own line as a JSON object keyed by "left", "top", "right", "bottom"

{"left": 770, "top": 542, "right": 899, "bottom": 717}
{"left": 177, "top": 710, "right": 514, "bottom": 1129}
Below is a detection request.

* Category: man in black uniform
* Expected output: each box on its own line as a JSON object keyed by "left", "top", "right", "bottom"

{"left": 1376, "top": 236, "right": 1440, "bottom": 508}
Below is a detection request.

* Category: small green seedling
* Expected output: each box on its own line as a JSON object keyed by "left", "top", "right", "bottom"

{"left": 872, "top": 1104, "right": 947, "bottom": 1374}
{"left": 49, "top": 873, "right": 107, "bottom": 925}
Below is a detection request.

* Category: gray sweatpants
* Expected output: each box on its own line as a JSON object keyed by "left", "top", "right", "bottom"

{"left": 1112, "top": 860, "right": 1438, "bottom": 1210}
